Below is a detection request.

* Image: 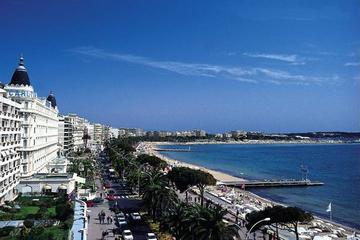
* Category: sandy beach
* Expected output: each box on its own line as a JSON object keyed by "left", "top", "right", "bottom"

{"left": 139, "top": 141, "right": 246, "bottom": 182}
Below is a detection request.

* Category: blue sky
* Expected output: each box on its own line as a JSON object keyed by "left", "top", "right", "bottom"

{"left": 0, "top": 0, "right": 359, "bottom": 133}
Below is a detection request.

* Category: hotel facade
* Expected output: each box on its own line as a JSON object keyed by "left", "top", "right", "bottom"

{"left": 4, "top": 57, "right": 59, "bottom": 178}
{"left": 0, "top": 55, "right": 116, "bottom": 203}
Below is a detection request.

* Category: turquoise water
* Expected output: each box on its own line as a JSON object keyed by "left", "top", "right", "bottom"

{"left": 160, "top": 144, "right": 360, "bottom": 229}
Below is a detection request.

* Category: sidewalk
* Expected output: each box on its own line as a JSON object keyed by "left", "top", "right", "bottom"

{"left": 87, "top": 178, "right": 118, "bottom": 240}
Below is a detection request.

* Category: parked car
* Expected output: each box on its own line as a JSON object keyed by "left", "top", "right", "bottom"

{"left": 86, "top": 201, "right": 95, "bottom": 207}
{"left": 130, "top": 212, "right": 141, "bottom": 221}
{"left": 116, "top": 211, "right": 126, "bottom": 218}
{"left": 146, "top": 233, "right": 157, "bottom": 240}
{"left": 106, "top": 195, "right": 115, "bottom": 201}
{"left": 122, "top": 230, "right": 133, "bottom": 240}
{"left": 92, "top": 197, "right": 104, "bottom": 203}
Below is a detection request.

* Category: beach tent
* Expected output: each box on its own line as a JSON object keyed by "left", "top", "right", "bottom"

{"left": 314, "top": 235, "right": 332, "bottom": 240}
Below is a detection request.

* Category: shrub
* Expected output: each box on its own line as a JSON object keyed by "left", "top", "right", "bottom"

{"left": 0, "top": 226, "right": 15, "bottom": 237}
{"left": 55, "top": 202, "right": 73, "bottom": 221}
{"left": 23, "top": 219, "right": 34, "bottom": 228}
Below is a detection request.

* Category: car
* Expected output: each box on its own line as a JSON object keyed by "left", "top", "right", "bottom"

{"left": 85, "top": 201, "right": 95, "bottom": 207}
{"left": 146, "top": 233, "right": 157, "bottom": 240}
{"left": 106, "top": 195, "right": 115, "bottom": 201}
{"left": 122, "top": 229, "right": 133, "bottom": 240}
{"left": 92, "top": 197, "right": 104, "bottom": 203}
{"left": 130, "top": 212, "right": 141, "bottom": 221}
{"left": 116, "top": 211, "right": 125, "bottom": 218}
{"left": 116, "top": 215, "right": 126, "bottom": 223}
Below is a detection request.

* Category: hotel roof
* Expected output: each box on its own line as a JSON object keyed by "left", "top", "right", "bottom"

{"left": 9, "top": 56, "right": 31, "bottom": 86}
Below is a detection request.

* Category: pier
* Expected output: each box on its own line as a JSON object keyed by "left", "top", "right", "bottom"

{"left": 220, "top": 179, "right": 324, "bottom": 188}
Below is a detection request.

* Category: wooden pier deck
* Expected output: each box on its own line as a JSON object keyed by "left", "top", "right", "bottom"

{"left": 220, "top": 179, "right": 324, "bottom": 188}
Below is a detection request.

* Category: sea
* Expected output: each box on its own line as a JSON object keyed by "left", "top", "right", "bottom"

{"left": 159, "top": 143, "right": 360, "bottom": 229}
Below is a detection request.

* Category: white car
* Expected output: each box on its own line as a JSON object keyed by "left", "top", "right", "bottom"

{"left": 146, "top": 233, "right": 157, "bottom": 240}
{"left": 122, "top": 230, "right": 133, "bottom": 240}
{"left": 130, "top": 212, "right": 141, "bottom": 221}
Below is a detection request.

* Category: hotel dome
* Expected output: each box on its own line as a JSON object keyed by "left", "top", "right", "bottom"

{"left": 47, "top": 91, "right": 57, "bottom": 108}
{"left": 9, "top": 56, "right": 31, "bottom": 86}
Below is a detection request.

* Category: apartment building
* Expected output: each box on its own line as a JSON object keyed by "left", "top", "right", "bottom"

{"left": 0, "top": 85, "right": 22, "bottom": 204}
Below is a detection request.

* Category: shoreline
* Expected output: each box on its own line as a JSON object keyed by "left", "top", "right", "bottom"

{"left": 137, "top": 141, "right": 360, "bottom": 234}
{"left": 146, "top": 140, "right": 360, "bottom": 146}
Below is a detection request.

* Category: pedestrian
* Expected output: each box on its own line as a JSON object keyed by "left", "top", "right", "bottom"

{"left": 98, "top": 213, "right": 101, "bottom": 224}
{"left": 87, "top": 214, "right": 90, "bottom": 223}
{"left": 100, "top": 192, "right": 103, "bottom": 198}
{"left": 107, "top": 216, "right": 110, "bottom": 224}
{"left": 101, "top": 231, "right": 108, "bottom": 240}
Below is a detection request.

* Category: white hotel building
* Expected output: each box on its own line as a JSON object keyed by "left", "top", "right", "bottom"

{"left": 4, "top": 57, "right": 59, "bottom": 178}
{"left": 0, "top": 86, "right": 22, "bottom": 204}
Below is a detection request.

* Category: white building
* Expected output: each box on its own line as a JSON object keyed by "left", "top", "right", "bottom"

{"left": 16, "top": 173, "right": 79, "bottom": 195}
{"left": 63, "top": 115, "right": 74, "bottom": 156}
{"left": 109, "top": 127, "right": 119, "bottom": 139}
{"left": 0, "top": 86, "right": 22, "bottom": 204}
{"left": 5, "top": 56, "right": 59, "bottom": 178}
{"left": 58, "top": 115, "right": 65, "bottom": 155}
{"left": 93, "top": 123, "right": 103, "bottom": 144}
{"left": 65, "top": 114, "right": 85, "bottom": 152}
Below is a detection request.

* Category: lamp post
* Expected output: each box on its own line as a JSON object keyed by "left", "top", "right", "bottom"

{"left": 245, "top": 217, "right": 271, "bottom": 240}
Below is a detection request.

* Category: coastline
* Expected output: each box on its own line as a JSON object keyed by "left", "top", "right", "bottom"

{"left": 140, "top": 142, "right": 246, "bottom": 182}
{"left": 137, "top": 141, "right": 360, "bottom": 234}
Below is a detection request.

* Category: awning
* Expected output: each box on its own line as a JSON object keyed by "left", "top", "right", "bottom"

{"left": 43, "top": 185, "right": 52, "bottom": 190}
{"left": 75, "top": 176, "right": 86, "bottom": 184}
{"left": 58, "top": 184, "right": 67, "bottom": 190}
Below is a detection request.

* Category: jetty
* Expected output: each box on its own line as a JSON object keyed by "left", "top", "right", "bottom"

{"left": 220, "top": 179, "right": 324, "bottom": 188}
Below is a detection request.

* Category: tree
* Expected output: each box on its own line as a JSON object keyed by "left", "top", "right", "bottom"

{"left": 161, "top": 202, "right": 189, "bottom": 239}
{"left": 141, "top": 170, "right": 178, "bottom": 219}
{"left": 182, "top": 205, "right": 239, "bottom": 240}
{"left": 168, "top": 167, "right": 216, "bottom": 206}
{"left": 279, "top": 207, "right": 313, "bottom": 240}
{"left": 246, "top": 206, "right": 313, "bottom": 240}
{"left": 192, "top": 169, "right": 216, "bottom": 206}
{"left": 55, "top": 202, "right": 73, "bottom": 221}
{"left": 136, "top": 154, "right": 167, "bottom": 170}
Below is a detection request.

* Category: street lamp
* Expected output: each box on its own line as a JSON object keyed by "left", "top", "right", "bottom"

{"left": 245, "top": 217, "right": 271, "bottom": 240}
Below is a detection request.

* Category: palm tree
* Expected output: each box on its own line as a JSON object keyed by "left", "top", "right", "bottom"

{"left": 161, "top": 202, "right": 189, "bottom": 240}
{"left": 183, "top": 205, "right": 239, "bottom": 240}
{"left": 141, "top": 170, "right": 178, "bottom": 219}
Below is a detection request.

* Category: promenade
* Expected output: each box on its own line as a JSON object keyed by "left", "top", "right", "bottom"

{"left": 87, "top": 178, "right": 117, "bottom": 240}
